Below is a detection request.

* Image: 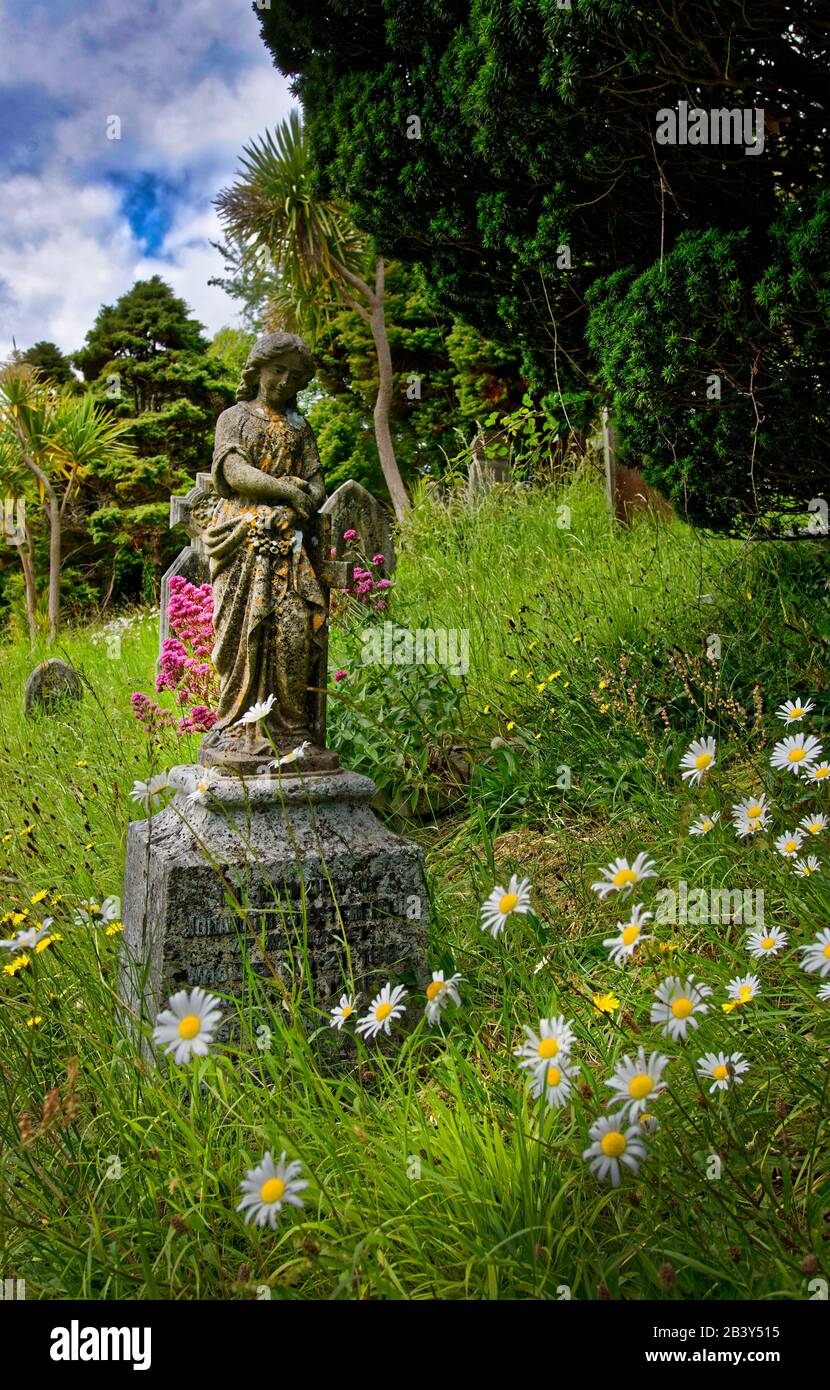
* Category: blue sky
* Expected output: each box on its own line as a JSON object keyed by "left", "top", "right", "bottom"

{"left": 0, "top": 0, "right": 296, "bottom": 357}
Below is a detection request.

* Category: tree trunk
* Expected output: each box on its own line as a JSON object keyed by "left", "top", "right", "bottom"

{"left": 47, "top": 489, "right": 61, "bottom": 640}
{"left": 368, "top": 257, "right": 410, "bottom": 523}
{"left": 19, "top": 518, "right": 38, "bottom": 642}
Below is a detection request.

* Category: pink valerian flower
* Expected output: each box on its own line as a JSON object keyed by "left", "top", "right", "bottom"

{"left": 131, "top": 577, "right": 219, "bottom": 737}
{"left": 334, "top": 669, "right": 347, "bottom": 682}
{"left": 371, "top": 553, "right": 385, "bottom": 567}
{"left": 343, "top": 528, "right": 359, "bottom": 541}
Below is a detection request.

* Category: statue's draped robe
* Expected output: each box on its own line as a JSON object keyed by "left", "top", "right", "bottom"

{"left": 202, "top": 401, "right": 327, "bottom": 752}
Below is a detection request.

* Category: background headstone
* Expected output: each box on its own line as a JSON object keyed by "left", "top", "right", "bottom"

{"left": 24, "top": 659, "right": 83, "bottom": 716}
{"left": 159, "top": 472, "right": 213, "bottom": 659}
{"left": 320, "top": 480, "right": 397, "bottom": 573}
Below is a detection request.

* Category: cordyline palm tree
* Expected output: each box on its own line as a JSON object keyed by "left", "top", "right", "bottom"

{"left": 215, "top": 111, "right": 411, "bottom": 522}
{"left": 0, "top": 365, "right": 136, "bottom": 641}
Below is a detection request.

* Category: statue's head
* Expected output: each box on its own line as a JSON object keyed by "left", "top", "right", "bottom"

{"left": 236, "top": 331, "right": 315, "bottom": 412}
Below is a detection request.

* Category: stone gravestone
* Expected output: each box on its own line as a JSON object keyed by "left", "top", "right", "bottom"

{"left": 123, "top": 331, "right": 427, "bottom": 1040}
{"left": 24, "top": 659, "right": 83, "bottom": 716}
{"left": 319, "top": 478, "right": 396, "bottom": 574}
{"left": 158, "top": 472, "right": 213, "bottom": 659}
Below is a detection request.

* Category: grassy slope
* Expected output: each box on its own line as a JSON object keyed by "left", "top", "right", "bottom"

{"left": 0, "top": 476, "right": 828, "bottom": 1300}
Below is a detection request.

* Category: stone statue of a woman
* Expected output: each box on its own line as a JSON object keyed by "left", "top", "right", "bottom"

{"left": 197, "top": 331, "right": 339, "bottom": 774}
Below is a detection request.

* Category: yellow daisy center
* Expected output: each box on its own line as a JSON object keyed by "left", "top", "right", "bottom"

{"left": 808, "top": 823, "right": 821, "bottom": 833}
{"left": 340, "top": 1004, "right": 353, "bottom": 1018}
{"left": 426, "top": 980, "right": 444, "bottom": 1000}
{"left": 178, "top": 1014, "right": 201, "bottom": 1039}
{"left": 612, "top": 868, "right": 637, "bottom": 887}
{"left": 712, "top": 1064, "right": 729, "bottom": 1081}
{"left": 747, "top": 805, "right": 763, "bottom": 818}
{"left": 790, "top": 707, "right": 804, "bottom": 718}
{"left": 260, "top": 1177, "right": 286, "bottom": 1204}
{"left": 815, "top": 766, "right": 829, "bottom": 779}
{"left": 738, "top": 985, "right": 753, "bottom": 1002}
{"left": 621, "top": 925, "right": 640, "bottom": 946}
{"left": 499, "top": 892, "right": 519, "bottom": 914}
{"left": 628, "top": 1074, "right": 653, "bottom": 1100}
{"left": 375, "top": 1002, "right": 393, "bottom": 1021}
{"left": 600, "top": 1131, "right": 627, "bottom": 1158}
{"left": 702, "top": 820, "right": 713, "bottom": 832}
{"left": 788, "top": 747, "right": 805, "bottom": 762}
{"left": 823, "top": 943, "right": 830, "bottom": 959}
{"left": 538, "top": 1037, "right": 559, "bottom": 1059}
{"left": 761, "top": 936, "right": 776, "bottom": 950}
{"left": 672, "top": 997, "right": 693, "bottom": 1019}
{"left": 694, "top": 752, "right": 713, "bottom": 770}
{"left": 546, "top": 1066, "right": 561, "bottom": 1088}
{"left": 785, "top": 840, "right": 797, "bottom": 853}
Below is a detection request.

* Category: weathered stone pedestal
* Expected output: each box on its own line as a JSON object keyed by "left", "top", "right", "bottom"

{"left": 121, "top": 766, "right": 429, "bottom": 1033}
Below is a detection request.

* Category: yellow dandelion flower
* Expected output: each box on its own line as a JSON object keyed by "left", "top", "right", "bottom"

{"left": 529, "top": 640, "right": 538, "bottom": 651}
{"left": 537, "top": 682, "right": 546, "bottom": 693}
{"left": 593, "top": 991, "right": 620, "bottom": 1015}
{"left": 19, "top": 826, "right": 34, "bottom": 837}
{"left": 572, "top": 634, "right": 583, "bottom": 644}
{"left": 76, "top": 760, "right": 88, "bottom": 768}
{"left": 509, "top": 668, "right": 519, "bottom": 678}
{"left": 599, "top": 679, "right": 609, "bottom": 690}
{"left": 30, "top": 890, "right": 49, "bottom": 905}
{"left": 658, "top": 941, "right": 680, "bottom": 953}
{"left": 105, "top": 921, "right": 124, "bottom": 936}
{"left": 535, "top": 732, "right": 542, "bottom": 740}
{"left": 35, "top": 933, "right": 62, "bottom": 954}
{"left": 11, "top": 911, "right": 28, "bottom": 926}
{"left": 548, "top": 671, "right": 561, "bottom": 681}
{"left": 26, "top": 1015, "right": 43, "bottom": 1028}
{"left": 84, "top": 842, "right": 95, "bottom": 851}
{"left": 1, "top": 832, "right": 12, "bottom": 843}
{"left": 506, "top": 721, "right": 515, "bottom": 731}
{"left": 599, "top": 703, "right": 609, "bottom": 713}
{"left": 746, "top": 592, "right": 752, "bottom": 600}
{"left": 483, "top": 705, "right": 490, "bottom": 714}
{"left": 3, "top": 954, "right": 30, "bottom": 976}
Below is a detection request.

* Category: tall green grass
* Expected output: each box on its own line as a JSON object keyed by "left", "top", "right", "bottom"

{"left": 0, "top": 479, "right": 827, "bottom": 1300}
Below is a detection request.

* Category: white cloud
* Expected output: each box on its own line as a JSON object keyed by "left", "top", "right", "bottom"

{"left": 0, "top": 0, "right": 297, "bottom": 357}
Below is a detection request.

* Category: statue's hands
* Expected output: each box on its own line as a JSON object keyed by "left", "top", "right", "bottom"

{"left": 281, "top": 482, "right": 313, "bottom": 521}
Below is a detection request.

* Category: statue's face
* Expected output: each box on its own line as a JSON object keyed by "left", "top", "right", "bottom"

{"left": 257, "top": 358, "right": 298, "bottom": 411}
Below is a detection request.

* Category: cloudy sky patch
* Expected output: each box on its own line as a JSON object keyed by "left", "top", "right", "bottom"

{"left": 0, "top": 0, "right": 294, "bottom": 358}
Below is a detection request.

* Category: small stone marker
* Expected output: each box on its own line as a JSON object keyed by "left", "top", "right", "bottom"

{"left": 24, "top": 658, "right": 83, "bottom": 716}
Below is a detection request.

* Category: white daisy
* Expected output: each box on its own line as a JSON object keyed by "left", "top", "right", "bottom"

{"left": 793, "top": 855, "right": 821, "bottom": 878}
{"left": 731, "top": 795, "right": 770, "bottom": 837}
{"left": 329, "top": 993, "right": 357, "bottom": 1030}
{"left": 605, "top": 1048, "right": 669, "bottom": 1119}
{"left": 818, "top": 982, "right": 830, "bottom": 1002}
{"left": 723, "top": 973, "right": 761, "bottom": 1011}
{"left": 480, "top": 874, "right": 532, "bottom": 938}
{"left": 272, "top": 740, "right": 312, "bottom": 768}
{"left": 236, "top": 1150, "right": 308, "bottom": 1229}
{"left": 235, "top": 693, "right": 276, "bottom": 726}
{"left": 799, "top": 813, "right": 828, "bottom": 837}
{"left": 689, "top": 811, "right": 720, "bottom": 836}
{"left": 0, "top": 921, "right": 54, "bottom": 953}
{"left": 776, "top": 697, "right": 814, "bottom": 723}
{"left": 424, "top": 971, "right": 464, "bottom": 1026}
{"left": 798, "top": 927, "right": 830, "bottom": 978}
{"left": 73, "top": 895, "right": 121, "bottom": 927}
{"left": 775, "top": 829, "right": 804, "bottom": 858}
{"left": 591, "top": 852, "right": 658, "bottom": 900}
{"left": 356, "top": 982, "right": 407, "bottom": 1038}
{"left": 770, "top": 732, "right": 823, "bottom": 776}
{"left": 525, "top": 1055, "right": 575, "bottom": 1109}
{"left": 746, "top": 926, "right": 788, "bottom": 959}
{"left": 680, "top": 736, "right": 717, "bottom": 785}
{"left": 638, "top": 1112, "right": 660, "bottom": 1135}
{"left": 650, "top": 975, "right": 712, "bottom": 1041}
{"left": 808, "top": 762, "right": 830, "bottom": 785}
{"left": 602, "top": 903, "right": 653, "bottom": 964}
{"left": 697, "top": 1051, "right": 749, "bottom": 1093}
{"left": 152, "top": 986, "right": 223, "bottom": 1064}
{"left": 582, "top": 1112, "right": 648, "bottom": 1187}
{"left": 514, "top": 1015, "right": 577, "bottom": 1071}
{"left": 187, "top": 775, "right": 216, "bottom": 807}
{"left": 129, "top": 775, "right": 170, "bottom": 810}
